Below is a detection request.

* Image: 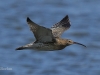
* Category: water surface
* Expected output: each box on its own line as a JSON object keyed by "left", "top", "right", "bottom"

{"left": 0, "top": 0, "right": 100, "bottom": 75}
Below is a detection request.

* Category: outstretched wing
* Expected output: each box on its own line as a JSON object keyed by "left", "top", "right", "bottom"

{"left": 27, "top": 17, "right": 55, "bottom": 43}
{"left": 51, "top": 15, "right": 71, "bottom": 37}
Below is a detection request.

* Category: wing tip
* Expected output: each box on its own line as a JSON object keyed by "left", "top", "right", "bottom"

{"left": 65, "top": 15, "right": 68, "bottom": 18}
{"left": 27, "top": 17, "right": 31, "bottom": 22}
{"left": 61, "top": 15, "right": 69, "bottom": 22}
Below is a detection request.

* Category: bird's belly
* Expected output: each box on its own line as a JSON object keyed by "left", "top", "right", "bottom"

{"left": 32, "top": 43, "right": 62, "bottom": 51}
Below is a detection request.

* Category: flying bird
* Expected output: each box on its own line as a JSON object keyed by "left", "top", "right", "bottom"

{"left": 16, "top": 15, "right": 86, "bottom": 51}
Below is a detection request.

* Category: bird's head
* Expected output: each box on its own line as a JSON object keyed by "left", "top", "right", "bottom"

{"left": 67, "top": 39, "right": 86, "bottom": 47}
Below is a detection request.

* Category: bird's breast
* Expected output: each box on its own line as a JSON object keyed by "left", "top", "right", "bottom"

{"left": 32, "top": 42, "right": 66, "bottom": 51}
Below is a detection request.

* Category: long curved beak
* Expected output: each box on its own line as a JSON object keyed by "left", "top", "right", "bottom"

{"left": 74, "top": 42, "right": 86, "bottom": 47}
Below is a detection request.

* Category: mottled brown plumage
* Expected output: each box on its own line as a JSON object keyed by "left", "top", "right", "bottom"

{"left": 16, "top": 15, "right": 86, "bottom": 51}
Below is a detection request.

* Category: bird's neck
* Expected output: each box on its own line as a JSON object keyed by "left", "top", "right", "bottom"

{"left": 55, "top": 38, "right": 69, "bottom": 46}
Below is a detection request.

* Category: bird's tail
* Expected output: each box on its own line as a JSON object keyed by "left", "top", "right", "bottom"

{"left": 16, "top": 46, "right": 27, "bottom": 50}
{"left": 16, "top": 43, "right": 34, "bottom": 50}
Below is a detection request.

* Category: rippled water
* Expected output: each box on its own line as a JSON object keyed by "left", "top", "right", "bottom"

{"left": 0, "top": 0, "right": 100, "bottom": 75}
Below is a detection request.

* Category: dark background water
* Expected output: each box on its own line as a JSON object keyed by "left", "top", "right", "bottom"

{"left": 0, "top": 0, "right": 100, "bottom": 75}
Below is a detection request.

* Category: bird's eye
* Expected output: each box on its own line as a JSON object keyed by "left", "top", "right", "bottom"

{"left": 68, "top": 40, "right": 71, "bottom": 43}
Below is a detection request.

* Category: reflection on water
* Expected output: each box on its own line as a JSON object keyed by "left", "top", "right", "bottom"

{"left": 0, "top": 0, "right": 100, "bottom": 75}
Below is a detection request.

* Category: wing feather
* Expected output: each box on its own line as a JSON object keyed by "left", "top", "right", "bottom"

{"left": 51, "top": 15, "right": 71, "bottom": 37}
{"left": 27, "top": 17, "right": 55, "bottom": 43}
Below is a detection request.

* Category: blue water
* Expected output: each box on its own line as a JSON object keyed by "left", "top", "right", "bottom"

{"left": 0, "top": 0, "right": 100, "bottom": 75}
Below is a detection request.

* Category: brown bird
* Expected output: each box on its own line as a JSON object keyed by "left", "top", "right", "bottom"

{"left": 16, "top": 15, "right": 86, "bottom": 51}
